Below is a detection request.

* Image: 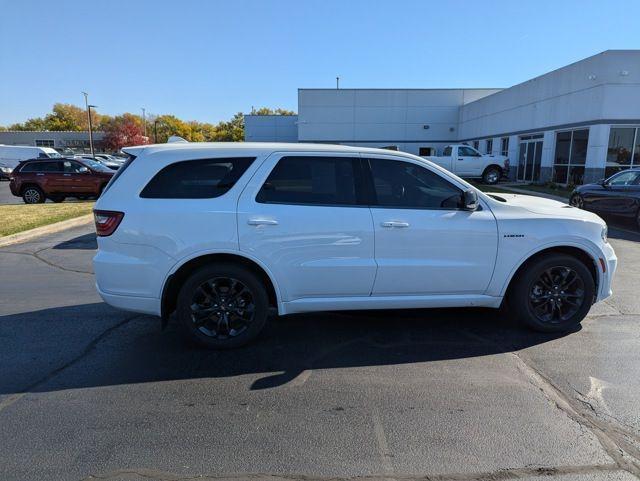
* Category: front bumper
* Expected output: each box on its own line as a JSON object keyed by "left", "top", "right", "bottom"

{"left": 596, "top": 241, "right": 617, "bottom": 303}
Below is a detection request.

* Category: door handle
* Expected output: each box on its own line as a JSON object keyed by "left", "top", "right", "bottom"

{"left": 248, "top": 218, "right": 278, "bottom": 226}
{"left": 458, "top": 157, "right": 464, "bottom": 161}
{"left": 63, "top": 173, "right": 71, "bottom": 176}
{"left": 381, "top": 221, "right": 410, "bottom": 228}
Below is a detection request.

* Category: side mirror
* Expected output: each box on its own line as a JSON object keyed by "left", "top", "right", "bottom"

{"left": 78, "top": 166, "right": 90, "bottom": 174}
{"left": 462, "top": 189, "right": 479, "bottom": 211}
{"left": 599, "top": 178, "right": 608, "bottom": 187}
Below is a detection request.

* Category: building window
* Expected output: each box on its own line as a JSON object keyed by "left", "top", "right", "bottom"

{"left": 419, "top": 147, "right": 434, "bottom": 157}
{"left": 472, "top": 140, "right": 479, "bottom": 150}
{"left": 485, "top": 139, "right": 493, "bottom": 154}
{"left": 35, "top": 139, "right": 55, "bottom": 147}
{"left": 553, "top": 129, "right": 589, "bottom": 185}
{"left": 606, "top": 127, "right": 640, "bottom": 178}
{"left": 500, "top": 137, "right": 509, "bottom": 156}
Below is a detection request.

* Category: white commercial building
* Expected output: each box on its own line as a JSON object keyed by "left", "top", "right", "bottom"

{"left": 245, "top": 50, "right": 640, "bottom": 185}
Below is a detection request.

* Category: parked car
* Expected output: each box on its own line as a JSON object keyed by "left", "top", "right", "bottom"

{"left": 93, "top": 143, "right": 616, "bottom": 349}
{"left": 9, "top": 157, "right": 114, "bottom": 204}
{"left": 75, "top": 154, "right": 121, "bottom": 171}
{"left": 570, "top": 168, "right": 640, "bottom": 228}
{"left": 0, "top": 145, "right": 62, "bottom": 180}
{"left": 425, "top": 144, "right": 509, "bottom": 184}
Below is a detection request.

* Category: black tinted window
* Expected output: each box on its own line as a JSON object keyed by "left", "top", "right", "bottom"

{"left": 368, "top": 158, "right": 462, "bottom": 209}
{"left": 140, "top": 157, "right": 255, "bottom": 199}
{"left": 21, "top": 161, "right": 60, "bottom": 172}
{"left": 257, "top": 156, "right": 358, "bottom": 205}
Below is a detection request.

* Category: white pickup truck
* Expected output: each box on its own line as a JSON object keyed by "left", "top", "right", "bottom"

{"left": 425, "top": 144, "right": 509, "bottom": 184}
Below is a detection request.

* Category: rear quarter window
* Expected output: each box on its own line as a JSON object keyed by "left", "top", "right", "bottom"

{"left": 140, "top": 157, "right": 255, "bottom": 199}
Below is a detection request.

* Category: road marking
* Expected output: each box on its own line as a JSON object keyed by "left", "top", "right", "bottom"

{"left": 586, "top": 376, "right": 613, "bottom": 415}
{"left": 289, "top": 369, "right": 312, "bottom": 387}
{"left": 371, "top": 407, "right": 395, "bottom": 479}
{"left": 0, "top": 393, "right": 26, "bottom": 413}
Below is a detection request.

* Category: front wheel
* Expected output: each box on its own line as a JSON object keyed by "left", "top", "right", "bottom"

{"left": 570, "top": 193, "right": 584, "bottom": 209}
{"left": 176, "top": 263, "right": 269, "bottom": 349}
{"left": 482, "top": 166, "right": 501, "bottom": 185}
{"left": 509, "top": 254, "right": 595, "bottom": 332}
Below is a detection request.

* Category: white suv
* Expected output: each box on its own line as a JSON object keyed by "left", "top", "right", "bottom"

{"left": 93, "top": 143, "right": 617, "bottom": 348}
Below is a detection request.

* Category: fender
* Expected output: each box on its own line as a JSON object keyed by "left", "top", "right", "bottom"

{"left": 159, "top": 247, "right": 285, "bottom": 324}
{"left": 497, "top": 238, "right": 604, "bottom": 299}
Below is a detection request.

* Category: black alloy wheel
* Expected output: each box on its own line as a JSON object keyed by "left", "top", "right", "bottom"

{"left": 528, "top": 266, "right": 585, "bottom": 325}
{"left": 176, "top": 263, "right": 269, "bottom": 349}
{"left": 509, "top": 253, "right": 595, "bottom": 332}
{"left": 569, "top": 194, "right": 584, "bottom": 209}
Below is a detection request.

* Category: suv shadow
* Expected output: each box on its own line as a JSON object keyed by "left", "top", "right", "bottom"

{"left": 0, "top": 303, "right": 572, "bottom": 395}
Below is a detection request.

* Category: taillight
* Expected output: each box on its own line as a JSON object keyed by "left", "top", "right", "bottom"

{"left": 94, "top": 210, "right": 124, "bottom": 237}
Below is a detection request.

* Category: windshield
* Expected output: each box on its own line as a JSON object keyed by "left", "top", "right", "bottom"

{"left": 80, "top": 159, "right": 113, "bottom": 173}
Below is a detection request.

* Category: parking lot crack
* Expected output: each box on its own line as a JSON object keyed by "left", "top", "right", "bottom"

{"left": 0, "top": 314, "right": 140, "bottom": 414}
{"left": 0, "top": 248, "right": 92, "bottom": 274}
{"left": 82, "top": 463, "right": 626, "bottom": 481}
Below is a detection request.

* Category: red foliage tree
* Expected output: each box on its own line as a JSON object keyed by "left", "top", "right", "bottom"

{"left": 102, "top": 113, "right": 150, "bottom": 151}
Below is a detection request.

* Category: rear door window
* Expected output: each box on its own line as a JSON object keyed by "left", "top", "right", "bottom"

{"left": 256, "top": 156, "right": 361, "bottom": 206}
{"left": 140, "top": 157, "right": 255, "bottom": 199}
{"left": 21, "top": 161, "right": 60, "bottom": 172}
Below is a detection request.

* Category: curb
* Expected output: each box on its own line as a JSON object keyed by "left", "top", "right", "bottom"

{"left": 0, "top": 214, "right": 94, "bottom": 248}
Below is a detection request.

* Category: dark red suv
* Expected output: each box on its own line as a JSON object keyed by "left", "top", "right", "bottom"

{"left": 9, "top": 158, "right": 114, "bottom": 204}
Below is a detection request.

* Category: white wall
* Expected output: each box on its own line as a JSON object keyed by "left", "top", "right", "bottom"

{"left": 459, "top": 50, "right": 640, "bottom": 140}
{"left": 297, "top": 88, "right": 501, "bottom": 143}
{"left": 243, "top": 115, "right": 298, "bottom": 142}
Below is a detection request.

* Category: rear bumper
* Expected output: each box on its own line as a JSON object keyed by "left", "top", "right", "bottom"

{"left": 96, "top": 284, "right": 161, "bottom": 316}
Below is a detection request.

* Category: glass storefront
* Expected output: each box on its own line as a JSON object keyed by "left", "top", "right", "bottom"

{"left": 606, "top": 127, "right": 639, "bottom": 178}
{"left": 552, "top": 129, "right": 588, "bottom": 185}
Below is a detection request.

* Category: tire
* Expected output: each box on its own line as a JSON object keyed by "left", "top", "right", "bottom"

{"left": 176, "top": 263, "right": 269, "bottom": 349}
{"left": 49, "top": 195, "right": 66, "bottom": 203}
{"left": 22, "top": 186, "right": 45, "bottom": 204}
{"left": 509, "top": 253, "right": 595, "bottom": 333}
{"left": 570, "top": 193, "right": 584, "bottom": 209}
{"left": 482, "top": 166, "right": 501, "bottom": 185}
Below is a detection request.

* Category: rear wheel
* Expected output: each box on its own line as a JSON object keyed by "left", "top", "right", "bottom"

{"left": 509, "top": 253, "right": 595, "bottom": 332}
{"left": 482, "top": 166, "right": 501, "bottom": 185}
{"left": 22, "top": 186, "right": 45, "bottom": 204}
{"left": 176, "top": 263, "right": 269, "bottom": 349}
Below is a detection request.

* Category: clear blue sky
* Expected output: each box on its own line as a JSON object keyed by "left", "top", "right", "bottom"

{"left": 1, "top": 0, "right": 639, "bottom": 125}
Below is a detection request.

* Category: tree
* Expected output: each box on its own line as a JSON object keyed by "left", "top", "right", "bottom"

{"left": 151, "top": 115, "right": 193, "bottom": 143}
{"left": 251, "top": 107, "right": 296, "bottom": 116}
{"left": 212, "top": 112, "right": 245, "bottom": 141}
{"left": 4, "top": 103, "right": 107, "bottom": 131}
{"left": 102, "top": 113, "right": 149, "bottom": 151}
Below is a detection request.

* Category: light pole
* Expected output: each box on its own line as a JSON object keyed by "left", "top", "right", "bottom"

{"left": 141, "top": 108, "right": 147, "bottom": 138}
{"left": 82, "top": 92, "right": 96, "bottom": 157}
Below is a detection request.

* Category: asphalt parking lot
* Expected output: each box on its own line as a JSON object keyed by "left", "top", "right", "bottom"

{"left": 1, "top": 222, "right": 640, "bottom": 480}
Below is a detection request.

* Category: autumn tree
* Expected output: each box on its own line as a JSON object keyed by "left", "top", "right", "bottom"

{"left": 251, "top": 107, "right": 296, "bottom": 116}
{"left": 102, "top": 113, "right": 150, "bottom": 151}
{"left": 6, "top": 103, "right": 105, "bottom": 131}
